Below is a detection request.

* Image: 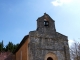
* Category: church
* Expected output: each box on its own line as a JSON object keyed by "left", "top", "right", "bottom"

{"left": 13, "top": 13, "right": 71, "bottom": 60}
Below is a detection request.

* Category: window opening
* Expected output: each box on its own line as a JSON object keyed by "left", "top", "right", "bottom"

{"left": 44, "top": 19, "right": 49, "bottom": 26}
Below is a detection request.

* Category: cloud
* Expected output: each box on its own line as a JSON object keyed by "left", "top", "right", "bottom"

{"left": 68, "top": 39, "right": 74, "bottom": 46}
{"left": 51, "top": 0, "right": 72, "bottom": 6}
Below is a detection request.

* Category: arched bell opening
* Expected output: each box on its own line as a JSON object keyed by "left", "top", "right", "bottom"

{"left": 47, "top": 57, "right": 53, "bottom": 60}
{"left": 44, "top": 18, "right": 49, "bottom": 26}
{"left": 44, "top": 52, "right": 58, "bottom": 60}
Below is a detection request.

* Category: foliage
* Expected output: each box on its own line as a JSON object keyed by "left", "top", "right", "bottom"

{"left": 0, "top": 40, "right": 19, "bottom": 52}
{"left": 0, "top": 40, "right": 4, "bottom": 51}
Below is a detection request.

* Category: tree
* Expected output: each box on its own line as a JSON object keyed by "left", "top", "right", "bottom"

{"left": 5, "top": 42, "right": 14, "bottom": 52}
{"left": 0, "top": 42, "right": 2, "bottom": 51}
{"left": 5, "top": 41, "right": 19, "bottom": 52}
{"left": 13, "top": 44, "right": 19, "bottom": 52}
{"left": 70, "top": 41, "right": 80, "bottom": 60}
{"left": 0, "top": 40, "right": 4, "bottom": 51}
{"left": 0, "top": 40, "right": 19, "bottom": 52}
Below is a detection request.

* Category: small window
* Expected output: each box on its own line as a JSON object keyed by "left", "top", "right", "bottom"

{"left": 44, "top": 19, "right": 49, "bottom": 26}
{"left": 44, "top": 21, "right": 49, "bottom": 26}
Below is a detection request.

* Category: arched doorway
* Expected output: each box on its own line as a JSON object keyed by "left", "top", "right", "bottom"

{"left": 47, "top": 57, "right": 53, "bottom": 60}
{"left": 45, "top": 52, "right": 58, "bottom": 60}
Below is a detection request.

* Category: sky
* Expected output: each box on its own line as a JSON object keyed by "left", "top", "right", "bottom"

{"left": 0, "top": 0, "right": 80, "bottom": 46}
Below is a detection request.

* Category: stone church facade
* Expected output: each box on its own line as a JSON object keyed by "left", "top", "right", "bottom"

{"left": 14, "top": 13, "right": 71, "bottom": 60}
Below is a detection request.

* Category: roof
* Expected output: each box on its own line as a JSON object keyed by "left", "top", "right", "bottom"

{"left": 37, "top": 13, "right": 55, "bottom": 22}
{"left": 13, "top": 35, "right": 29, "bottom": 54}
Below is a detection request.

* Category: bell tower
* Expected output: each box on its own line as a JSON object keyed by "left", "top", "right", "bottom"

{"left": 36, "top": 13, "right": 56, "bottom": 33}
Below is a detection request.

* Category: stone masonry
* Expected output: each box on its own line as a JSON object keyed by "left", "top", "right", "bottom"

{"left": 28, "top": 13, "right": 71, "bottom": 60}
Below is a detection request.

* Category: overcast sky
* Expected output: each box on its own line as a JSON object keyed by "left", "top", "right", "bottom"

{"left": 0, "top": 0, "right": 80, "bottom": 46}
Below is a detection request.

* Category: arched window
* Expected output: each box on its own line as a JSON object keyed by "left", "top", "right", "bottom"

{"left": 47, "top": 57, "right": 53, "bottom": 60}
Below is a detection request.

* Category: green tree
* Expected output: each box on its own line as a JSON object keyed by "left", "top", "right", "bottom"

{"left": 0, "top": 42, "right": 2, "bottom": 51}
{"left": 0, "top": 40, "right": 19, "bottom": 52}
{"left": 13, "top": 44, "right": 19, "bottom": 52}
{"left": 6, "top": 42, "right": 14, "bottom": 52}
{"left": 0, "top": 40, "right": 4, "bottom": 51}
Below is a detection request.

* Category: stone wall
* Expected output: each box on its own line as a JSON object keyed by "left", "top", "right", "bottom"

{"left": 28, "top": 30, "right": 70, "bottom": 60}
{"left": 28, "top": 13, "right": 70, "bottom": 60}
